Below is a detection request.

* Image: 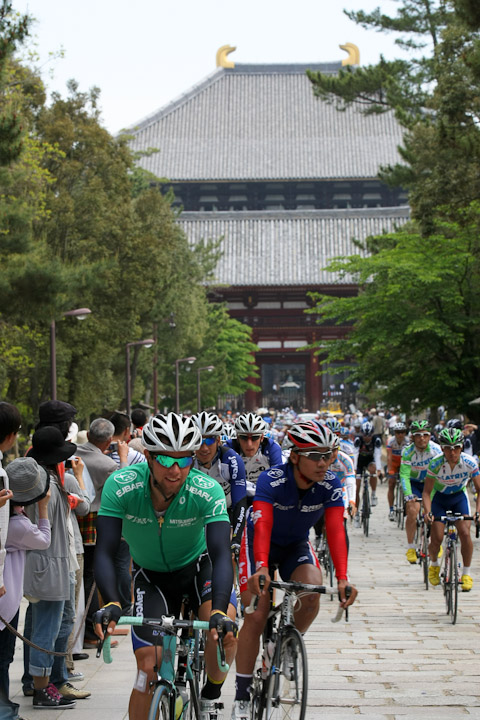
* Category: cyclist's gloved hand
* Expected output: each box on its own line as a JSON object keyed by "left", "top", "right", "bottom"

{"left": 404, "top": 495, "right": 415, "bottom": 502}
{"left": 93, "top": 602, "right": 122, "bottom": 634}
{"left": 230, "top": 541, "right": 241, "bottom": 557}
{"left": 209, "top": 611, "right": 238, "bottom": 637}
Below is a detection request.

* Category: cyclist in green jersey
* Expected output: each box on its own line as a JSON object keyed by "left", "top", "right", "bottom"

{"left": 93, "top": 413, "right": 237, "bottom": 720}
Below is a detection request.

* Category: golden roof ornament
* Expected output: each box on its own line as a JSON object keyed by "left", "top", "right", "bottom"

{"left": 340, "top": 42, "right": 360, "bottom": 66}
{"left": 216, "top": 45, "right": 236, "bottom": 68}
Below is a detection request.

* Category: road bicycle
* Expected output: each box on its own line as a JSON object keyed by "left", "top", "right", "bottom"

{"left": 359, "top": 470, "right": 371, "bottom": 537}
{"left": 99, "top": 613, "right": 228, "bottom": 719}
{"left": 434, "top": 512, "right": 474, "bottom": 625}
{"left": 247, "top": 576, "right": 350, "bottom": 720}
{"left": 413, "top": 499, "right": 429, "bottom": 591}
{"left": 393, "top": 475, "right": 404, "bottom": 529}
{"left": 312, "top": 528, "right": 334, "bottom": 600}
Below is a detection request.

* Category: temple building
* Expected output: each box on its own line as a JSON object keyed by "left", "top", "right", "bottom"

{"left": 128, "top": 45, "right": 409, "bottom": 411}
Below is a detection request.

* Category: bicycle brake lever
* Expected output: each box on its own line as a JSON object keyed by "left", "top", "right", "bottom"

{"left": 95, "top": 616, "right": 110, "bottom": 658}
{"left": 245, "top": 574, "right": 266, "bottom": 615}
{"left": 331, "top": 585, "right": 351, "bottom": 624}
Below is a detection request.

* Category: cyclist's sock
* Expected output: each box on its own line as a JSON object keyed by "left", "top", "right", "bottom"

{"left": 431, "top": 560, "right": 440, "bottom": 567}
{"left": 201, "top": 676, "right": 224, "bottom": 701}
{"left": 234, "top": 674, "right": 252, "bottom": 701}
{"left": 462, "top": 566, "right": 471, "bottom": 574}
{"left": 408, "top": 543, "right": 416, "bottom": 549}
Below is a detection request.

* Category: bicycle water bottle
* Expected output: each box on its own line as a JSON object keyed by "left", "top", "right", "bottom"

{"left": 175, "top": 685, "right": 189, "bottom": 719}
{"left": 261, "top": 640, "right": 275, "bottom": 679}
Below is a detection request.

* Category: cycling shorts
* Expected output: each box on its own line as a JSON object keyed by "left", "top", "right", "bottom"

{"left": 431, "top": 489, "right": 470, "bottom": 521}
{"left": 410, "top": 479, "right": 424, "bottom": 500}
{"left": 357, "top": 454, "right": 375, "bottom": 475}
{"left": 239, "top": 524, "right": 320, "bottom": 591}
{"left": 131, "top": 554, "right": 212, "bottom": 651}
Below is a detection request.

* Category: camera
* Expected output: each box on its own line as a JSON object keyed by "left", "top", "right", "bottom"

{"left": 108, "top": 442, "right": 118, "bottom": 453}
{"left": 65, "top": 456, "right": 78, "bottom": 469}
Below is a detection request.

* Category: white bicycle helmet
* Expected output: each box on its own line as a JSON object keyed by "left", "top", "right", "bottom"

{"left": 392, "top": 422, "right": 407, "bottom": 433}
{"left": 362, "top": 420, "right": 374, "bottom": 435}
{"left": 287, "top": 422, "right": 337, "bottom": 450}
{"left": 234, "top": 413, "right": 266, "bottom": 435}
{"left": 142, "top": 413, "right": 202, "bottom": 452}
{"left": 192, "top": 411, "right": 224, "bottom": 436}
{"left": 221, "top": 423, "right": 237, "bottom": 441}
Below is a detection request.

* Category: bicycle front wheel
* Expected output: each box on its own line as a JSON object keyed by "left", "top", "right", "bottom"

{"left": 450, "top": 542, "right": 459, "bottom": 625}
{"left": 362, "top": 482, "right": 370, "bottom": 537}
{"left": 265, "top": 628, "right": 307, "bottom": 720}
{"left": 421, "top": 524, "right": 429, "bottom": 591}
{"left": 443, "top": 546, "right": 452, "bottom": 616}
{"left": 148, "top": 684, "right": 172, "bottom": 720}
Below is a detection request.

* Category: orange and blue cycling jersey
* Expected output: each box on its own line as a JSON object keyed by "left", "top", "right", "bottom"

{"left": 387, "top": 435, "right": 409, "bottom": 475}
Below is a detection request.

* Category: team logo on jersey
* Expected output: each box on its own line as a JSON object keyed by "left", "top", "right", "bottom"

{"left": 114, "top": 470, "right": 138, "bottom": 485}
{"left": 179, "top": 496, "right": 186, "bottom": 504}
{"left": 212, "top": 498, "right": 227, "bottom": 516}
{"left": 193, "top": 476, "right": 216, "bottom": 490}
{"left": 267, "top": 469, "right": 283, "bottom": 479}
{"left": 252, "top": 509, "right": 262, "bottom": 524}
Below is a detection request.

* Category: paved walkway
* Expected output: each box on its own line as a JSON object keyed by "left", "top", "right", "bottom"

{"left": 8, "top": 479, "right": 480, "bottom": 719}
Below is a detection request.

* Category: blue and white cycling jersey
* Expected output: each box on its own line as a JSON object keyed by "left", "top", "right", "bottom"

{"left": 193, "top": 446, "right": 246, "bottom": 509}
{"left": 427, "top": 451, "right": 480, "bottom": 495}
{"left": 252, "top": 463, "right": 345, "bottom": 546}
{"left": 227, "top": 437, "right": 283, "bottom": 496}
{"left": 330, "top": 450, "right": 356, "bottom": 506}
{"left": 339, "top": 438, "right": 355, "bottom": 462}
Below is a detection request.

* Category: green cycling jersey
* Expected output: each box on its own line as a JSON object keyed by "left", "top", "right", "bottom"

{"left": 98, "top": 462, "right": 229, "bottom": 572}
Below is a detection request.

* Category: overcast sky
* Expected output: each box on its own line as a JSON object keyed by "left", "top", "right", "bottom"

{"left": 13, "top": 0, "right": 403, "bottom": 135}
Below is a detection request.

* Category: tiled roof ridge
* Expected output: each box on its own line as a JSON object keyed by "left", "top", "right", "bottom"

{"left": 180, "top": 206, "right": 410, "bottom": 221}
{"left": 122, "top": 62, "right": 341, "bottom": 135}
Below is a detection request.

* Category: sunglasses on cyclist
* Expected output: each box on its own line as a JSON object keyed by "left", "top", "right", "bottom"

{"left": 442, "top": 444, "right": 463, "bottom": 450}
{"left": 153, "top": 454, "right": 194, "bottom": 469}
{"left": 237, "top": 434, "right": 262, "bottom": 441}
{"left": 297, "top": 450, "right": 333, "bottom": 462}
{"left": 412, "top": 432, "right": 430, "bottom": 437}
{"left": 201, "top": 437, "right": 217, "bottom": 446}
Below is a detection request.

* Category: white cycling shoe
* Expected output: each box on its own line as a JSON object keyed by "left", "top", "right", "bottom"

{"left": 230, "top": 699, "right": 251, "bottom": 720}
{"left": 200, "top": 698, "right": 224, "bottom": 720}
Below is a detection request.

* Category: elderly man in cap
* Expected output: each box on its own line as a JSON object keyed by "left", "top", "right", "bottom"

{"left": 0, "top": 458, "right": 51, "bottom": 720}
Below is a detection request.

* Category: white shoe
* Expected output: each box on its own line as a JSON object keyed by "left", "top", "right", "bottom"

{"left": 371, "top": 493, "right": 378, "bottom": 507}
{"left": 230, "top": 699, "right": 251, "bottom": 720}
{"left": 200, "top": 698, "right": 224, "bottom": 720}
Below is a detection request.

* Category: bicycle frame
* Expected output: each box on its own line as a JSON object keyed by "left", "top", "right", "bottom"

{"left": 433, "top": 513, "right": 474, "bottom": 625}
{"left": 101, "top": 615, "right": 228, "bottom": 719}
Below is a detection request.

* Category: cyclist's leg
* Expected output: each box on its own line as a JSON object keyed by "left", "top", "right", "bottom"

{"left": 405, "top": 499, "right": 420, "bottom": 543}
{"left": 198, "top": 599, "right": 237, "bottom": 683}
{"left": 129, "top": 646, "right": 161, "bottom": 720}
{"left": 279, "top": 539, "right": 322, "bottom": 633}
{"left": 368, "top": 460, "right": 377, "bottom": 505}
{"left": 428, "top": 521, "right": 444, "bottom": 560}
{"left": 456, "top": 518, "right": 473, "bottom": 575}
{"left": 387, "top": 474, "right": 395, "bottom": 508}
{"left": 289, "top": 563, "right": 323, "bottom": 633}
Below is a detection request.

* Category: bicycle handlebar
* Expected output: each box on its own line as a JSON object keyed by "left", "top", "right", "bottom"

{"left": 99, "top": 615, "right": 229, "bottom": 671}
{"left": 432, "top": 514, "right": 475, "bottom": 523}
{"left": 245, "top": 575, "right": 351, "bottom": 623}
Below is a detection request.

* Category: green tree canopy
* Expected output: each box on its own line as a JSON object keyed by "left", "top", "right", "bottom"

{"left": 308, "top": 203, "right": 480, "bottom": 416}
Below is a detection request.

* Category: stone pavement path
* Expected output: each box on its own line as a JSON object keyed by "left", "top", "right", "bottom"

{"left": 8, "top": 479, "right": 480, "bottom": 719}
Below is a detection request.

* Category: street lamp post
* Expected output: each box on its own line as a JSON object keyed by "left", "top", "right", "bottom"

{"left": 50, "top": 308, "right": 92, "bottom": 400}
{"left": 126, "top": 339, "right": 155, "bottom": 417}
{"left": 175, "top": 357, "right": 196, "bottom": 414}
{"left": 197, "top": 366, "right": 215, "bottom": 411}
{"left": 153, "top": 313, "right": 176, "bottom": 414}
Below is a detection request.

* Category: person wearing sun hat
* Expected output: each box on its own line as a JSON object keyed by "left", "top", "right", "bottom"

{"left": 21, "top": 427, "right": 91, "bottom": 707}
{"left": 0, "top": 457, "right": 51, "bottom": 720}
